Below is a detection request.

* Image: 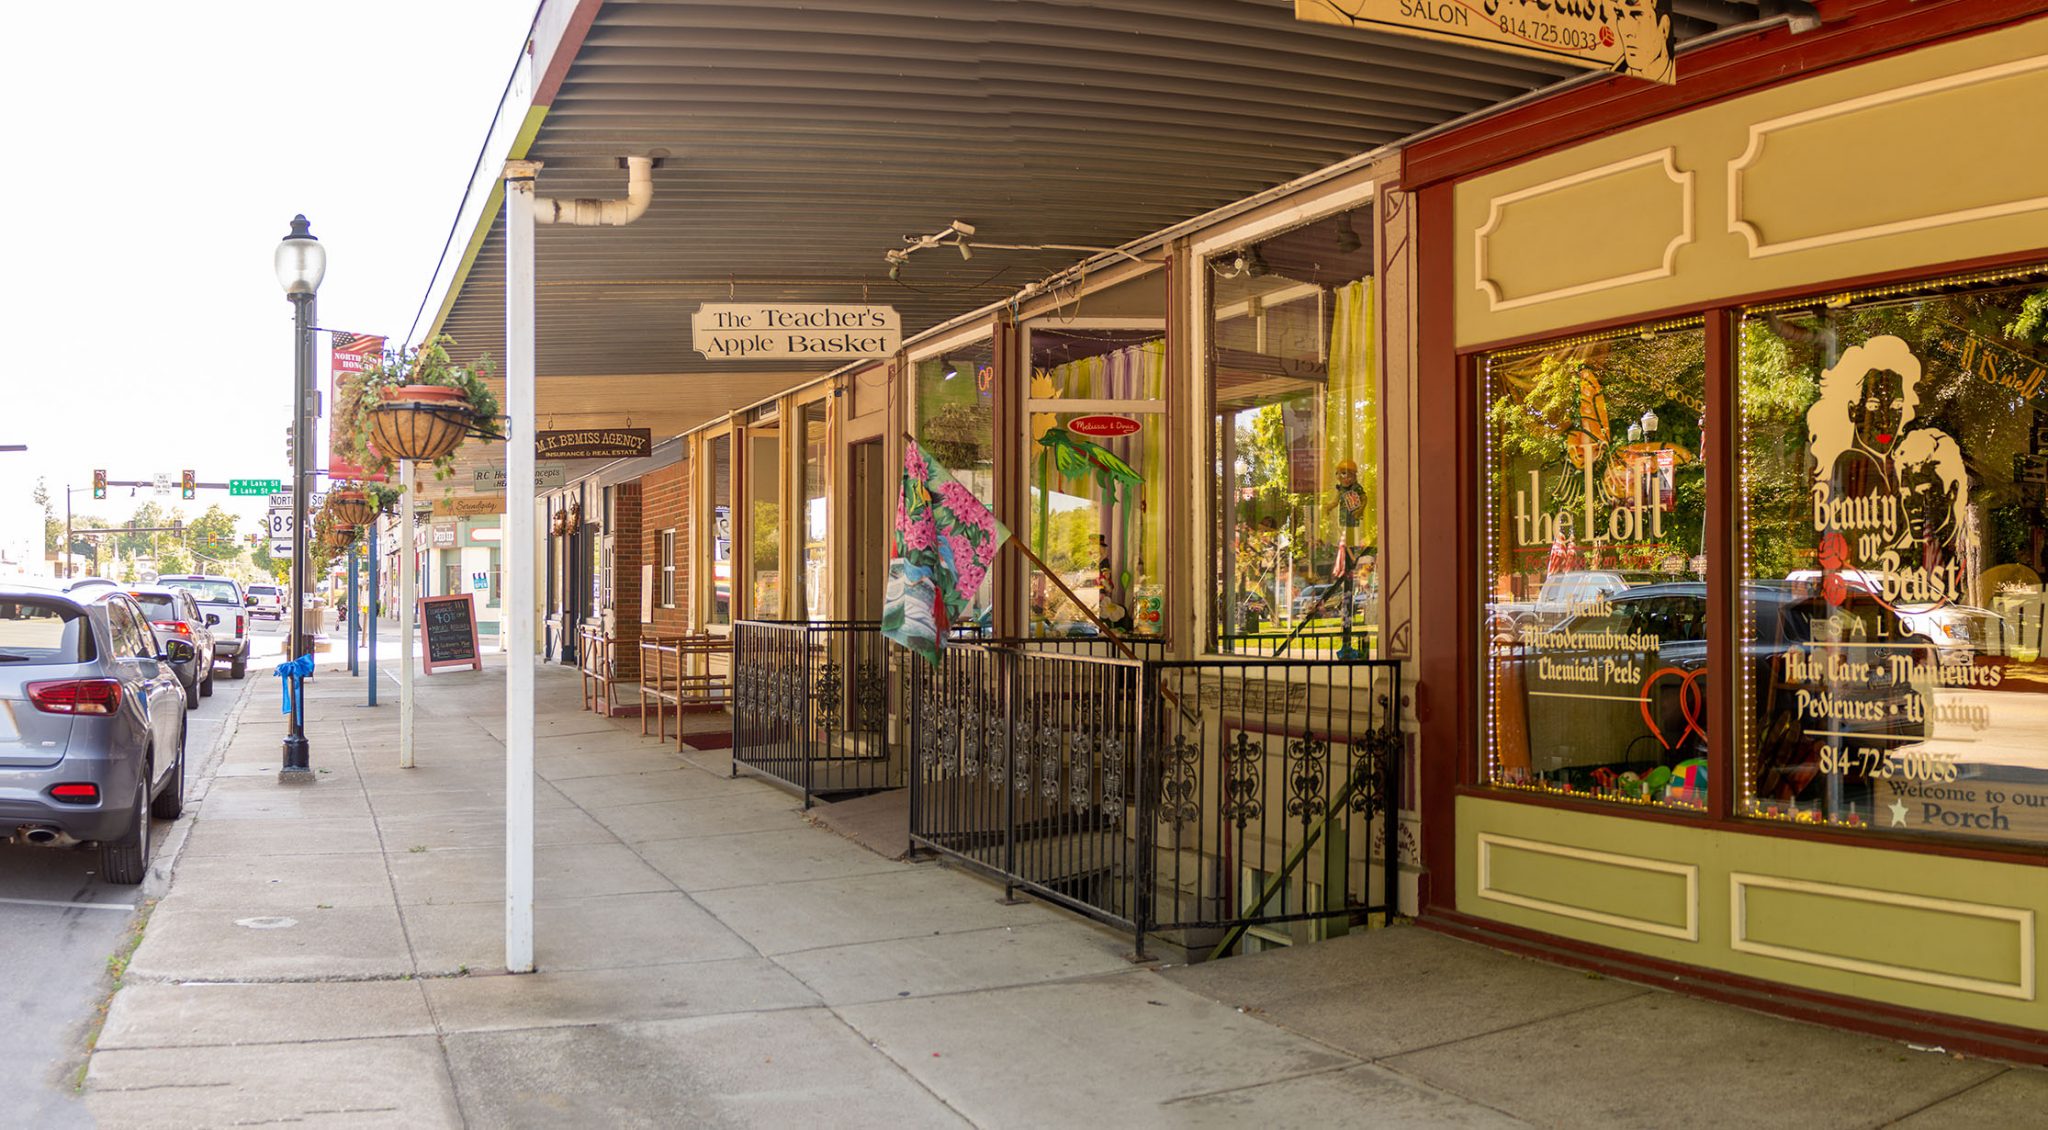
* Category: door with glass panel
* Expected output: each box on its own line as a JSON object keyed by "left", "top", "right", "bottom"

{"left": 1021, "top": 319, "right": 1167, "bottom": 639}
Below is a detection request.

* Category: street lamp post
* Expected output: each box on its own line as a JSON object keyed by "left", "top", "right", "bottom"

{"left": 274, "top": 215, "right": 326, "bottom": 785}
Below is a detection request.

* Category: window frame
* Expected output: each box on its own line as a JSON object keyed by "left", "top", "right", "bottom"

{"left": 660, "top": 528, "right": 677, "bottom": 609}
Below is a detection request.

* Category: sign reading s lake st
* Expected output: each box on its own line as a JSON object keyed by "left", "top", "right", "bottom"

{"left": 692, "top": 303, "right": 900, "bottom": 361}
{"left": 1295, "top": 0, "right": 1678, "bottom": 85}
{"left": 535, "top": 429, "right": 652, "bottom": 461}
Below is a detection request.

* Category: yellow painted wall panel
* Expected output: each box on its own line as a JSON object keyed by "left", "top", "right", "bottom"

{"left": 1478, "top": 153, "right": 1691, "bottom": 307}
{"left": 1453, "top": 17, "right": 2048, "bottom": 347}
{"left": 1741, "top": 882, "right": 2027, "bottom": 994}
{"left": 1482, "top": 836, "right": 1693, "bottom": 935}
{"left": 1456, "top": 795, "right": 2047, "bottom": 1029}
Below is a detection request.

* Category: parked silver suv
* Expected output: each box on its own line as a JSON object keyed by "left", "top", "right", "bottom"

{"left": 0, "top": 584, "right": 191, "bottom": 883}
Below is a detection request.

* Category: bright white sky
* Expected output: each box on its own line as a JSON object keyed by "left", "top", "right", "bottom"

{"left": 1, "top": 1, "right": 538, "bottom": 552}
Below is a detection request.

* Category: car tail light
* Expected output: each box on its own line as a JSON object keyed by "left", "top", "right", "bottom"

{"left": 237, "top": 614, "right": 246, "bottom": 636}
{"left": 152, "top": 619, "right": 193, "bottom": 637}
{"left": 26, "top": 679, "right": 123, "bottom": 715}
{"left": 49, "top": 783, "right": 99, "bottom": 804}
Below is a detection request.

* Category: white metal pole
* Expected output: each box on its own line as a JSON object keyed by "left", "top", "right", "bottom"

{"left": 503, "top": 158, "right": 540, "bottom": 974}
{"left": 399, "top": 458, "right": 417, "bottom": 769}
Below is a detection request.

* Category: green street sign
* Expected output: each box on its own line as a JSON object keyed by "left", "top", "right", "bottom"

{"left": 229, "top": 479, "right": 282, "bottom": 497}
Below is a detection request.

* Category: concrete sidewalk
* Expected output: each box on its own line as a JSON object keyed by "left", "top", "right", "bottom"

{"left": 83, "top": 656, "right": 2045, "bottom": 1128}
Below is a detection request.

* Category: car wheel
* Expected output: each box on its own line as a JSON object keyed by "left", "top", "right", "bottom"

{"left": 231, "top": 652, "right": 248, "bottom": 679}
{"left": 151, "top": 727, "right": 185, "bottom": 821}
{"left": 183, "top": 673, "right": 199, "bottom": 710}
{"left": 100, "top": 776, "right": 150, "bottom": 885}
{"left": 200, "top": 669, "right": 214, "bottom": 698}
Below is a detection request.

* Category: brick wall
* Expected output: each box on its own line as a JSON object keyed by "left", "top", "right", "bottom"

{"left": 610, "top": 481, "right": 643, "bottom": 679}
{"left": 641, "top": 458, "right": 692, "bottom": 639}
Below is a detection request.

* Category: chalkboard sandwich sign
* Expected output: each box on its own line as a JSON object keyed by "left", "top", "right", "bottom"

{"left": 420, "top": 593, "right": 483, "bottom": 673}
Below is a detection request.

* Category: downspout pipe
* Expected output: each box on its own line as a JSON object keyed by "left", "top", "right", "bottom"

{"left": 535, "top": 155, "right": 655, "bottom": 226}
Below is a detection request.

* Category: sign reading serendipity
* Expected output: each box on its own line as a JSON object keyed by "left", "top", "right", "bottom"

{"left": 431, "top": 496, "right": 506, "bottom": 517}
{"left": 535, "top": 429, "right": 652, "bottom": 461}
{"left": 1295, "top": 0, "right": 1678, "bottom": 85}
{"left": 691, "top": 303, "right": 900, "bottom": 361}
{"left": 419, "top": 593, "right": 482, "bottom": 674}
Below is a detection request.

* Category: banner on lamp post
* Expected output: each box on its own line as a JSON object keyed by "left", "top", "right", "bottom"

{"left": 329, "top": 332, "right": 387, "bottom": 480}
{"left": 691, "top": 303, "right": 899, "bottom": 361}
{"left": 1294, "top": 0, "right": 1678, "bottom": 85}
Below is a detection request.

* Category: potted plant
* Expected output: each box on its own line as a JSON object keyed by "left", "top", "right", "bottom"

{"left": 328, "top": 485, "right": 376, "bottom": 526}
{"left": 335, "top": 335, "right": 500, "bottom": 476}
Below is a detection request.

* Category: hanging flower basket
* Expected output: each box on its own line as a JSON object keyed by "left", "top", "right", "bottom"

{"left": 550, "top": 509, "right": 568, "bottom": 536}
{"left": 328, "top": 488, "right": 376, "bottom": 527}
{"left": 324, "top": 524, "right": 358, "bottom": 551}
{"left": 367, "top": 385, "right": 472, "bottom": 464}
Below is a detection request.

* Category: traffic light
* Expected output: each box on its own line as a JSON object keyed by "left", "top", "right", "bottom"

{"left": 181, "top": 469, "right": 196, "bottom": 500}
{"left": 92, "top": 469, "right": 106, "bottom": 500}
{"left": 285, "top": 425, "right": 295, "bottom": 467}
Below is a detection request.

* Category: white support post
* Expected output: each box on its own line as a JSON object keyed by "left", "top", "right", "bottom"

{"left": 503, "top": 159, "right": 541, "bottom": 974}
{"left": 399, "top": 458, "right": 417, "bottom": 769}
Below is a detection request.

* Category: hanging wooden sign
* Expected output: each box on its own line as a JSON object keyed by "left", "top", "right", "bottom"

{"left": 692, "top": 303, "right": 900, "bottom": 360}
{"left": 535, "top": 428, "right": 651, "bottom": 460}
{"left": 1295, "top": 0, "right": 1678, "bottom": 85}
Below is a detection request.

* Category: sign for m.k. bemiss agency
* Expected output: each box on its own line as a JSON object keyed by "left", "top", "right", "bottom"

{"left": 692, "top": 303, "right": 900, "bottom": 361}
{"left": 1296, "top": 0, "right": 1678, "bottom": 85}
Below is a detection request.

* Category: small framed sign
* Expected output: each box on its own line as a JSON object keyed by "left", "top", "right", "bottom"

{"left": 420, "top": 593, "right": 482, "bottom": 674}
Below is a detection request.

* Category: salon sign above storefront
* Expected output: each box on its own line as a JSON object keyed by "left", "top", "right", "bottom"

{"left": 691, "top": 303, "right": 901, "bottom": 360}
{"left": 1295, "top": 0, "right": 1678, "bottom": 85}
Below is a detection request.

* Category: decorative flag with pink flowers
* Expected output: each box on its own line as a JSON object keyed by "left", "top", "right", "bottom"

{"left": 884, "top": 440, "right": 1010, "bottom": 664}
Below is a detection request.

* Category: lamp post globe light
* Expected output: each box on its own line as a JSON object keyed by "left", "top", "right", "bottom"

{"left": 276, "top": 215, "right": 324, "bottom": 785}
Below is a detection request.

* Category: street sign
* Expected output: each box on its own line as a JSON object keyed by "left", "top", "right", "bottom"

{"left": 230, "top": 479, "right": 282, "bottom": 497}
{"left": 270, "top": 541, "right": 293, "bottom": 557}
{"left": 267, "top": 510, "right": 296, "bottom": 539}
{"left": 266, "top": 490, "right": 325, "bottom": 511}
{"left": 153, "top": 472, "right": 173, "bottom": 497}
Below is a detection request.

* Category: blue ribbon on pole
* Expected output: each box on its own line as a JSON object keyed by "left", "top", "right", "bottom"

{"left": 275, "top": 654, "right": 315, "bottom": 715}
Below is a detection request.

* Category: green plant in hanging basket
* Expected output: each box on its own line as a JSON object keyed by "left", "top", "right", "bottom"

{"left": 335, "top": 335, "right": 501, "bottom": 476}
{"left": 327, "top": 486, "right": 377, "bottom": 527}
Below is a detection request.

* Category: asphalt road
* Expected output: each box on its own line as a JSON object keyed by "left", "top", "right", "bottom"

{"left": 0, "top": 619, "right": 287, "bottom": 1127}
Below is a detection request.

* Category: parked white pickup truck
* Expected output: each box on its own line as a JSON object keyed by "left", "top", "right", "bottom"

{"left": 155, "top": 574, "right": 250, "bottom": 678}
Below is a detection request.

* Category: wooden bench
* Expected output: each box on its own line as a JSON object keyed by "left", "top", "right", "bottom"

{"left": 640, "top": 634, "right": 732, "bottom": 750}
{"left": 579, "top": 625, "right": 623, "bottom": 715}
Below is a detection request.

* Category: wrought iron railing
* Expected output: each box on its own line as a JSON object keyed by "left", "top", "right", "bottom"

{"left": 731, "top": 620, "right": 892, "bottom": 806}
{"left": 908, "top": 638, "right": 1400, "bottom": 959}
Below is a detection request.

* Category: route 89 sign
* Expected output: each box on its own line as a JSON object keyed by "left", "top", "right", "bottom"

{"left": 267, "top": 509, "right": 296, "bottom": 539}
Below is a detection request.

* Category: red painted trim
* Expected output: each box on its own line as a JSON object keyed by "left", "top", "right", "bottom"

{"left": 1415, "top": 183, "right": 1464, "bottom": 915}
{"left": 532, "top": 0, "right": 606, "bottom": 109}
{"left": 1418, "top": 910, "right": 2048, "bottom": 1065}
{"left": 1403, "top": 1, "right": 2048, "bottom": 190}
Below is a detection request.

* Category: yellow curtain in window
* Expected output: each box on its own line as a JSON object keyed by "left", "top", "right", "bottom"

{"left": 1324, "top": 278, "right": 1377, "bottom": 548}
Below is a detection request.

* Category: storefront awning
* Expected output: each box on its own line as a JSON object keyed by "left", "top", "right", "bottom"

{"left": 418, "top": 0, "right": 1780, "bottom": 396}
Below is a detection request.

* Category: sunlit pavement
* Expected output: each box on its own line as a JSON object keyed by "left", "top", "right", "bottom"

{"left": 67, "top": 651, "right": 2048, "bottom": 1127}
{"left": 1, "top": 636, "right": 273, "bottom": 1129}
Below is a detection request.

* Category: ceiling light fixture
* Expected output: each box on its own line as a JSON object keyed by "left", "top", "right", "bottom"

{"left": 941, "top": 356, "right": 959, "bottom": 381}
{"left": 1335, "top": 215, "right": 1361, "bottom": 254}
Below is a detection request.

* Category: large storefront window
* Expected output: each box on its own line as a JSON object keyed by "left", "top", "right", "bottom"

{"left": 748, "top": 418, "right": 780, "bottom": 617}
{"left": 708, "top": 432, "right": 732, "bottom": 626}
{"left": 1026, "top": 325, "right": 1165, "bottom": 637}
{"left": 913, "top": 340, "right": 996, "bottom": 627}
{"left": 1483, "top": 321, "right": 1710, "bottom": 811}
{"left": 1210, "top": 205, "right": 1378, "bottom": 657}
{"left": 1741, "top": 270, "right": 2048, "bottom": 845}
{"left": 799, "top": 400, "right": 829, "bottom": 621}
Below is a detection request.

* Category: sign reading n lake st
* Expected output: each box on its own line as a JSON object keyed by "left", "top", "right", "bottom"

{"left": 691, "top": 303, "right": 900, "bottom": 361}
{"left": 1295, "top": 0, "right": 1678, "bottom": 85}
{"left": 536, "top": 429, "right": 652, "bottom": 461}
{"left": 230, "top": 479, "right": 281, "bottom": 497}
